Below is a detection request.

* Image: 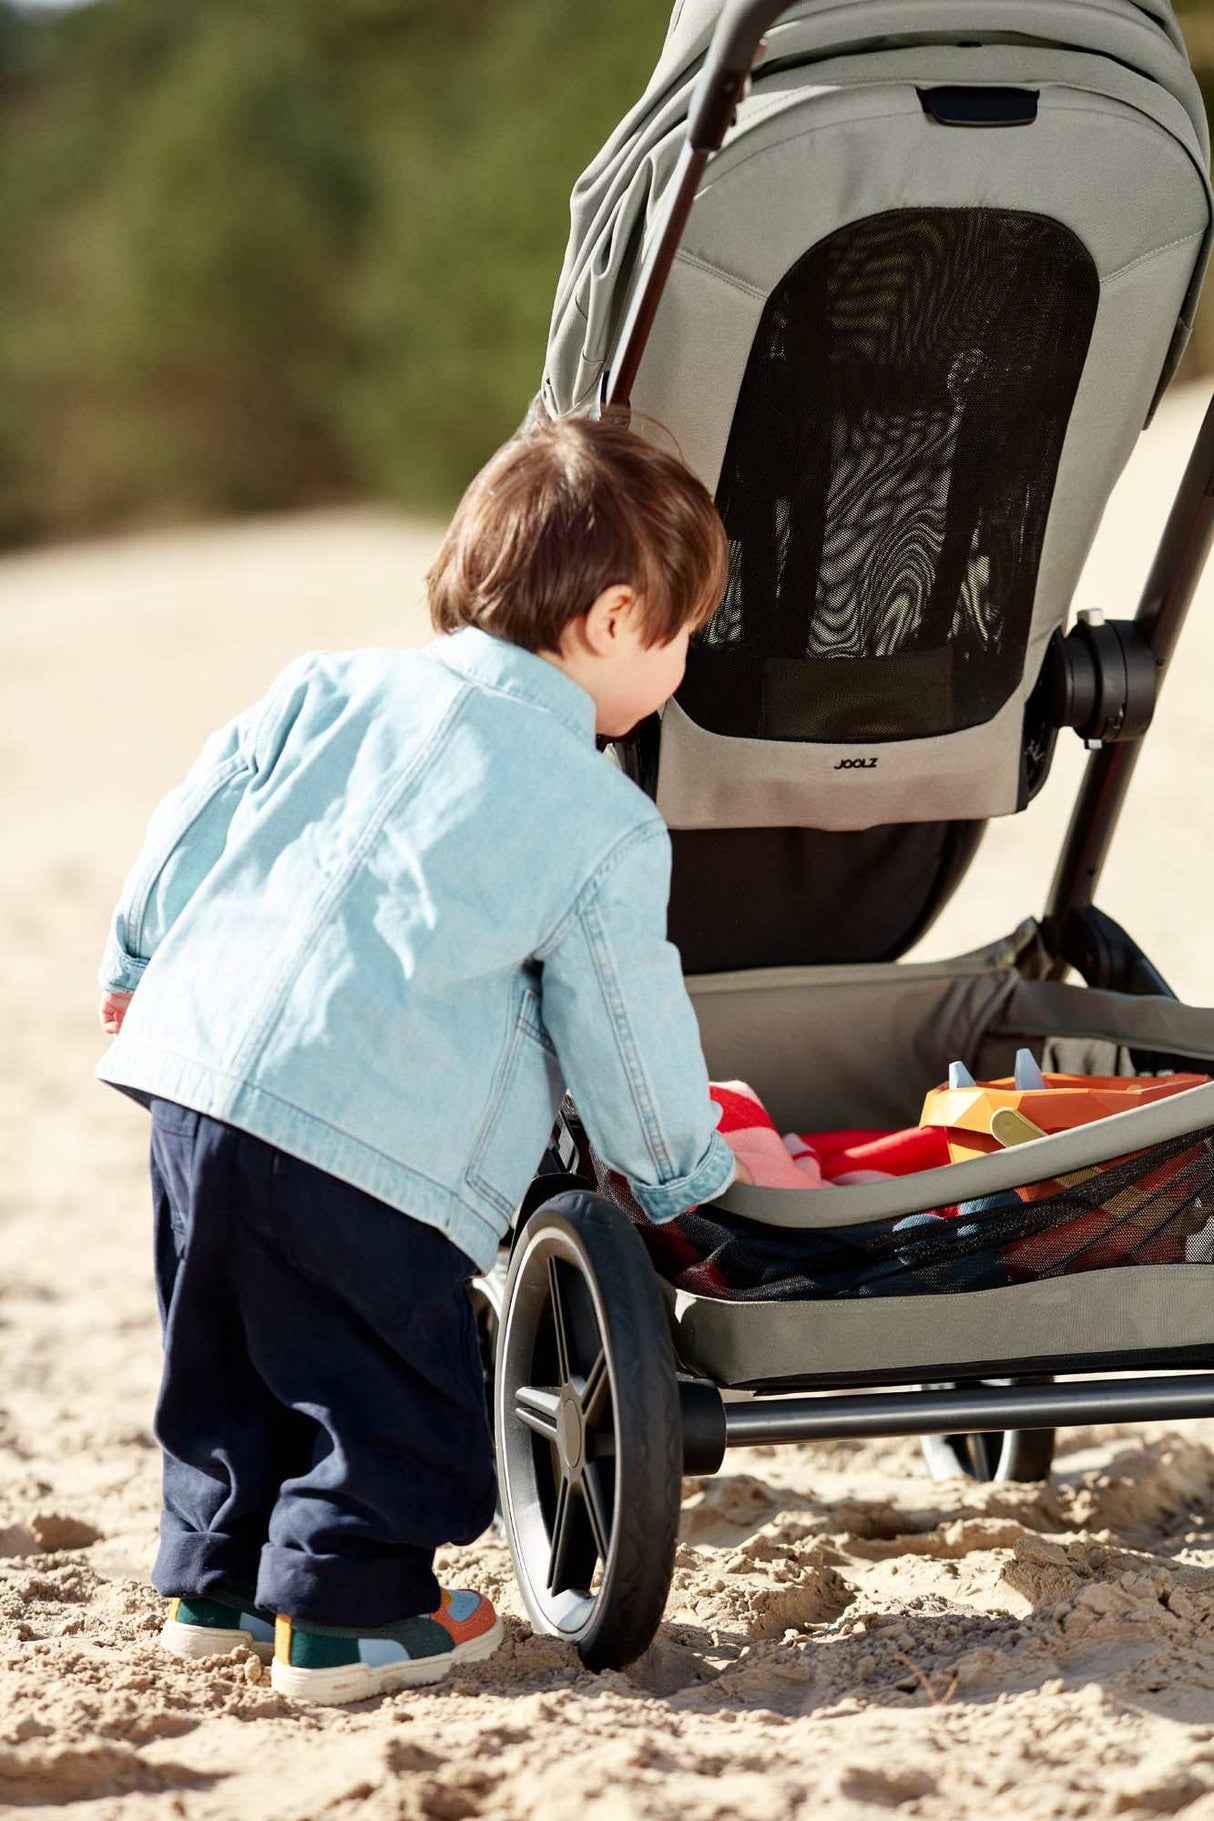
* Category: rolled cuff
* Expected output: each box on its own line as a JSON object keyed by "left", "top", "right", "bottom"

{"left": 100, "top": 937, "right": 149, "bottom": 996}
{"left": 629, "top": 1129, "right": 736, "bottom": 1224}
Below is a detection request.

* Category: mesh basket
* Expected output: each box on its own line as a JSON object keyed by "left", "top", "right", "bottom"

{"left": 581, "top": 1122, "right": 1214, "bottom": 1304}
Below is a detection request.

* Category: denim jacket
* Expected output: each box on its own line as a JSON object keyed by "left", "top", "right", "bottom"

{"left": 97, "top": 628, "right": 733, "bottom": 1269}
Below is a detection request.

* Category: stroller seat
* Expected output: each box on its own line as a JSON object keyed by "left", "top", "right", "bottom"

{"left": 547, "top": 0, "right": 1210, "bottom": 838}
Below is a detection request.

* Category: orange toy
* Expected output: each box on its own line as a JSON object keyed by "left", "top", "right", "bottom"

{"left": 920, "top": 1051, "right": 1208, "bottom": 1165}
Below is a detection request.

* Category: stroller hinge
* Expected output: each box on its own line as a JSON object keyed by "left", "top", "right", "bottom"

{"left": 1044, "top": 609, "right": 1157, "bottom": 750}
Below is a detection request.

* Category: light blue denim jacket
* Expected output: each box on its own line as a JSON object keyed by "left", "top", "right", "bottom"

{"left": 97, "top": 628, "right": 733, "bottom": 1269}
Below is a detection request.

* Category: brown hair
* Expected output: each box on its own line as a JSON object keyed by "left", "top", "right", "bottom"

{"left": 427, "top": 409, "right": 727, "bottom": 650}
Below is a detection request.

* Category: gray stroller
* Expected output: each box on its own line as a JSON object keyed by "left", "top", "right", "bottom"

{"left": 477, "top": 0, "right": 1214, "bottom": 1671}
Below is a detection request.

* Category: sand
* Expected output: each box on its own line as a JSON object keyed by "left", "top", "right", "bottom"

{"left": 6, "top": 386, "right": 1214, "bottom": 1818}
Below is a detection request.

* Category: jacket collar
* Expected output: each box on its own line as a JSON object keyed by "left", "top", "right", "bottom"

{"left": 430, "top": 628, "right": 597, "bottom": 743}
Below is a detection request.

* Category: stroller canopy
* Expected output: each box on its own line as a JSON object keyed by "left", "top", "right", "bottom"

{"left": 544, "top": 0, "right": 1212, "bottom": 835}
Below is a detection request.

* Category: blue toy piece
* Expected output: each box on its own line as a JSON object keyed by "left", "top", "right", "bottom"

{"left": 893, "top": 1211, "right": 947, "bottom": 1239}
{"left": 1013, "top": 1048, "right": 1048, "bottom": 1091}
{"left": 879, "top": 1209, "right": 1011, "bottom": 1294}
{"left": 956, "top": 1191, "right": 1025, "bottom": 1219}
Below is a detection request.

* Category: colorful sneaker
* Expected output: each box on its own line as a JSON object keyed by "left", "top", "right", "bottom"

{"left": 160, "top": 1586, "right": 276, "bottom": 1662}
{"left": 270, "top": 1589, "right": 503, "bottom": 1705}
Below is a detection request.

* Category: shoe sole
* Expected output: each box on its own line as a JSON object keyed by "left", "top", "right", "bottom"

{"left": 160, "top": 1619, "right": 275, "bottom": 1664}
{"left": 269, "top": 1615, "right": 505, "bottom": 1706}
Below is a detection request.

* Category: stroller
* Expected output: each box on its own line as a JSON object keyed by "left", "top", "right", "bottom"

{"left": 477, "top": 0, "right": 1214, "bottom": 1671}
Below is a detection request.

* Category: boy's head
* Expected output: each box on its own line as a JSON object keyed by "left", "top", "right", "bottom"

{"left": 427, "top": 410, "right": 727, "bottom": 736}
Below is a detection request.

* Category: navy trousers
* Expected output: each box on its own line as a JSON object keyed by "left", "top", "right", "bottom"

{"left": 148, "top": 1098, "right": 497, "bottom": 1626}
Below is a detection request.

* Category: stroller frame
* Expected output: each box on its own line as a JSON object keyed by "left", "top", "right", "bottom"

{"left": 483, "top": 0, "right": 1214, "bottom": 1672}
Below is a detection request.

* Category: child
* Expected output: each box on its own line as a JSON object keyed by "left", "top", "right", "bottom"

{"left": 97, "top": 410, "right": 749, "bottom": 1706}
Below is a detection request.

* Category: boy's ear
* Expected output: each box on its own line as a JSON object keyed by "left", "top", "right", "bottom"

{"left": 582, "top": 585, "right": 638, "bottom": 656}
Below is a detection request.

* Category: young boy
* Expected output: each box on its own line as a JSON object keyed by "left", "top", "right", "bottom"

{"left": 97, "top": 411, "right": 748, "bottom": 1707}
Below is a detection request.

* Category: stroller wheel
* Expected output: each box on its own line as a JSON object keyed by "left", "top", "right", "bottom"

{"left": 496, "top": 1191, "right": 681, "bottom": 1670}
{"left": 919, "top": 1381, "right": 1056, "bottom": 1482}
{"left": 468, "top": 1252, "right": 509, "bottom": 1533}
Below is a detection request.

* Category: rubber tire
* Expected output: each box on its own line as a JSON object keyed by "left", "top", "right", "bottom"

{"left": 496, "top": 1192, "right": 682, "bottom": 1671}
{"left": 469, "top": 1253, "right": 508, "bottom": 1394}
{"left": 468, "top": 1253, "right": 509, "bottom": 1533}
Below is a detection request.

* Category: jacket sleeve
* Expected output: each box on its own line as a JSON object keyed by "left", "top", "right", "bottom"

{"left": 538, "top": 818, "right": 735, "bottom": 1223}
{"left": 98, "top": 658, "right": 311, "bottom": 994}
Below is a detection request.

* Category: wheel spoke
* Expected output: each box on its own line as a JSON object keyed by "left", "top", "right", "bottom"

{"left": 515, "top": 1384, "right": 560, "bottom": 1442}
{"left": 550, "top": 1254, "right": 606, "bottom": 1381}
{"left": 547, "top": 1473, "right": 573, "bottom": 1593}
{"left": 579, "top": 1349, "right": 609, "bottom": 1426}
{"left": 548, "top": 1479, "right": 601, "bottom": 1597}
{"left": 581, "top": 1463, "right": 611, "bottom": 1564}
{"left": 547, "top": 1258, "right": 572, "bottom": 1385}
{"left": 967, "top": 1431, "right": 1004, "bottom": 1480}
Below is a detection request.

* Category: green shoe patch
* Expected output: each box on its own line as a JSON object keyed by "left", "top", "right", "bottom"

{"left": 175, "top": 1596, "right": 248, "bottom": 1629}
{"left": 289, "top": 1615, "right": 456, "bottom": 1670}
{"left": 173, "top": 1585, "right": 274, "bottom": 1629}
{"left": 288, "top": 1629, "right": 360, "bottom": 1669}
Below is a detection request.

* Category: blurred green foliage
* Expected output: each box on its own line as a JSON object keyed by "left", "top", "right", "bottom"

{"left": 3, "top": 2, "right": 1214, "bottom": 547}
{"left": 0, "top": 0, "right": 663, "bottom": 544}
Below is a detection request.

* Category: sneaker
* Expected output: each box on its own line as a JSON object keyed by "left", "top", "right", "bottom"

{"left": 270, "top": 1588, "right": 503, "bottom": 1705}
{"left": 160, "top": 1586, "right": 277, "bottom": 1662}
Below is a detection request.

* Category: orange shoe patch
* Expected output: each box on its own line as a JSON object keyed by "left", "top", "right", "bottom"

{"left": 432, "top": 1589, "right": 496, "bottom": 1645}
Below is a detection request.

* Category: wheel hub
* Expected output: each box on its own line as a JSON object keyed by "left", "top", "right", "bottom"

{"left": 558, "top": 1389, "right": 584, "bottom": 1472}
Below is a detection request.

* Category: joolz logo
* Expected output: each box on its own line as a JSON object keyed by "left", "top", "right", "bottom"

{"left": 834, "top": 757, "right": 878, "bottom": 770}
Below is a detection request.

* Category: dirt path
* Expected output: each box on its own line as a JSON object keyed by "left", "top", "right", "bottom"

{"left": 5, "top": 392, "right": 1214, "bottom": 1818}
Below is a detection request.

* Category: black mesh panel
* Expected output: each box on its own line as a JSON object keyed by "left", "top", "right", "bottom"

{"left": 680, "top": 209, "right": 1099, "bottom": 743}
{"left": 584, "top": 1126, "right": 1214, "bottom": 1305}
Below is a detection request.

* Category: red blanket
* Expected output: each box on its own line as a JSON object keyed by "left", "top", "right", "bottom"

{"left": 711, "top": 1081, "right": 951, "bottom": 1188}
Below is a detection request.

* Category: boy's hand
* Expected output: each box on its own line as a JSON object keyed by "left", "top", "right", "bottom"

{"left": 99, "top": 990, "right": 133, "bottom": 1036}
{"left": 718, "top": 1125, "right": 755, "bottom": 1186}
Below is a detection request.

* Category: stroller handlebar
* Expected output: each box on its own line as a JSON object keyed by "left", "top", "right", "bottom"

{"left": 688, "top": 0, "right": 792, "bottom": 149}
{"left": 609, "top": 1, "right": 799, "bottom": 400}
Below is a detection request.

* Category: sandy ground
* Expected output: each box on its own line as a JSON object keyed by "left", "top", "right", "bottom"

{"left": 6, "top": 386, "right": 1214, "bottom": 1818}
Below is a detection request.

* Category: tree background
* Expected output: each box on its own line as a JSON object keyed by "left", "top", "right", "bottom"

{"left": 2, "top": 0, "right": 1213, "bottom": 548}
